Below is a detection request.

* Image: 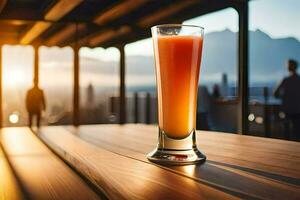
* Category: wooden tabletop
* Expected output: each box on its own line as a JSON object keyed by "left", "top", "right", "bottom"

{"left": 34, "top": 124, "right": 300, "bottom": 200}
{"left": 0, "top": 128, "right": 103, "bottom": 200}
{"left": 0, "top": 145, "right": 24, "bottom": 200}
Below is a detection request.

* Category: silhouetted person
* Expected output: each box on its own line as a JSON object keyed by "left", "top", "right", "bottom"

{"left": 274, "top": 59, "right": 300, "bottom": 140}
{"left": 26, "top": 80, "right": 46, "bottom": 128}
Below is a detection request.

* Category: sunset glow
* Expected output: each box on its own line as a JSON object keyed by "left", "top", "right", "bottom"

{"left": 3, "top": 69, "right": 28, "bottom": 88}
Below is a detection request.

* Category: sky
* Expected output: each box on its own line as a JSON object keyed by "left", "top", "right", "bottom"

{"left": 249, "top": 0, "right": 300, "bottom": 40}
{"left": 80, "top": 47, "right": 120, "bottom": 62}
{"left": 2, "top": 0, "right": 300, "bottom": 87}
{"left": 126, "top": 0, "right": 300, "bottom": 56}
{"left": 2, "top": 45, "right": 33, "bottom": 89}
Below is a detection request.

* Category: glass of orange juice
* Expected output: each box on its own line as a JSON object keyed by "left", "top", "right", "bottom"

{"left": 147, "top": 24, "right": 206, "bottom": 165}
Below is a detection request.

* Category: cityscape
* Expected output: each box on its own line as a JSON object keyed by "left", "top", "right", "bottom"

{"left": 0, "top": 0, "right": 299, "bottom": 199}
{"left": 2, "top": 29, "right": 299, "bottom": 142}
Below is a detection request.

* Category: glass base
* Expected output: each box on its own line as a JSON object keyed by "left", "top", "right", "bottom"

{"left": 147, "top": 129, "right": 206, "bottom": 165}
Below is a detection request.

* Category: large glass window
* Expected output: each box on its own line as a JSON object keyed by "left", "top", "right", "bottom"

{"left": 2, "top": 45, "right": 34, "bottom": 127}
{"left": 39, "top": 46, "right": 73, "bottom": 125}
{"left": 125, "top": 8, "right": 239, "bottom": 132}
{"left": 183, "top": 8, "right": 238, "bottom": 132}
{"left": 79, "top": 47, "right": 119, "bottom": 124}
{"left": 249, "top": 0, "right": 300, "bottom": 141}
{"left": 125, "top": 39, "right": 157, "bottom": 124}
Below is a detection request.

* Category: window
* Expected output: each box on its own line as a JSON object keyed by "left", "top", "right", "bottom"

{"left": 125, "top": 8, "right": 239, "bottom": 132}
{"left": 2, "top": 45, "right": 33, "bottom": 127}
{"left": 183, "top": 8, "right": 239, "bottom": 132}
{"left": 79, "top": 47, "right": 119, "bottom": 124}
{"left": 125, "top": 38, "right": 157, "bottom": 124}
{"left": 248, "top": 0, "right": 300, "bottom": 140}
{"left": 39, "top": 46, "right": 73, "bottom": 125}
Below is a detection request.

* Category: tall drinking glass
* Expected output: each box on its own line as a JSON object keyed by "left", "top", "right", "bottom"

{"left": 147, "top": 24, "right": 206, "bottom": 165}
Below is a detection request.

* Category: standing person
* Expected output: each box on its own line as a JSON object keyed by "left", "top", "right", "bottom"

{"left": 26, "top": 79, "right": 46, "bottom": 128}
{"left": 274, "top": 59, "right": 300, "bottom": 140}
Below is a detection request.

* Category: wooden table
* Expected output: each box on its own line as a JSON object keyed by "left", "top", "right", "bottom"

{"left": 0, "top": 127, "right": 103, "bottom": 200}
{"left": 34, "top": 124, "right": 300, "bottom": 200}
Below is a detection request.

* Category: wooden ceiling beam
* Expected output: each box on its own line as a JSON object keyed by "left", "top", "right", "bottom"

{"left": 20, "top": 22, "right": 52, "bottom": 44}
{"left": 101, "top": 0, "right": 230, "bottom": 48}
{"left": 93, "top": 0, "right": 147, "bottom": 25}
{"left": 64, "top": 0, "right": 198, "bottom": 47}
{"left": 19, "top": 0, "right": 83, "bottom": 45}
{"left": 137, "top": 0, "right": 198, "bottom": 28}
{"left": 0, "top": 35, "right": 19, "bottom": 45}
{"left": 0, "top": 19, "right": 33, "bottom": 26}
{"left": 89, "top": 26, "right": 131, "bottom": 47}
{"left": 73, "top": 26, "right": 131, "bottom": 47}
{"left": 45, "top": 0, "right": 146, "bottom": 46}
{"left": 44, "top": 0, "right": 83, "bottom": 21}
{"left": 0, "top": 0, "right": 7, "bottom": 14}
{"left": 46, "top": 23, "right": 86, "bottom": 46}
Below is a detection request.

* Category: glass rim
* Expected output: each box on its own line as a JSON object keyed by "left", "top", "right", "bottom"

{"left": 151, "top": 24, "right": 204, "bottom": 31}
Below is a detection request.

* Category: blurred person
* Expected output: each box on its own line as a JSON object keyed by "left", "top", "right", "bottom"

{"left": 26, "top": 79, "right": 46, "bottom": 128}
{"left": 274, "top": 59, "right": 300, "bottom": 140}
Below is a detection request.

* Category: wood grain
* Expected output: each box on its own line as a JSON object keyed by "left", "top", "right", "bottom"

{"left": 69, "top": 124, "right": 300, "bottom": 178}
{"left": 0, "top": 147, "right": 24, "bottom": 200}
{"left": 38, "top": 126, "right": 238, "bottom": 200}
{"left": 0, "top": 128, "right": 102, "bottom": 200}
{"left": 55, "top": 124, "right": 300, "bottom": 199}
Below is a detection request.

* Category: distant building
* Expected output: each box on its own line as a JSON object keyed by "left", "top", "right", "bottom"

{"left": 86, "top": 83, "right": 95, "bottom": 109}
{"left": 220, "top": 73, "right": 229, "bottom": 97}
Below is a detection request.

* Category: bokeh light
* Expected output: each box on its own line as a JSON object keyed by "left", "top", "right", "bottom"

{"left": 9, "top": 112, "right": 19, "bottom": 124}
{"left": 248, "top": 113, "right": 255, "bottom": 122}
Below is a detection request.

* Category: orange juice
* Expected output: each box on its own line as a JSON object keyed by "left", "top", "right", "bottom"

{"left": 154, "top": 35, "right": 203, "bottom": 139}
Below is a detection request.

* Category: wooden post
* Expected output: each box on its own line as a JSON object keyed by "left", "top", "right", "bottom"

{"left": 0, "top": 45, "right": 2, "bottom": 128}
{"left": 134, "top": 92, "right": 139, "bottom": 123}
{"left": 110, "top": 96, "right": 115, "bottom": 114}
{"left": 119, "top": 45, "right": 126, "bottom": 124}
{"left": 263, "top": 87, "right": 270, "bottom": 137}
{"left": 236, "top": 1, "right": 249, "bottom": 135}
{"left": 146, "top": 92, "right": 151, "bottom": 124}
{"left": 34, "top": 45, "right": 39, "bottom": 85}
{"left": 73, "top": 47, "right": 80, "bottom": 126}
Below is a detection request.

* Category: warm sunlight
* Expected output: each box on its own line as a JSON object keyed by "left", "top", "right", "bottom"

{"left": 0, "top": 1, "right": 299, "bottom": 199}
{"left": 2, "top": 45, "right": 33, "bottom": 90}
{"left": 3, "top": 69, "right": 27, "bottom": 88}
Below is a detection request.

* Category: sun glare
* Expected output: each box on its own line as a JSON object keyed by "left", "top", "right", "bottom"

{"left": 3, "top": 69, "right": 27, "bottom": 88}
{"left": 9, "top": 112, "right": 19, "bottom": 124}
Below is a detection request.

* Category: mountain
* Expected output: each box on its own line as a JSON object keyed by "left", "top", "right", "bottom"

{"left": 195, "top": 28, "right": 300, "bottom": 85}
{"left": 42, "top": 29, "right": 300, "bottom": 87}
{"left": 249, "top": 30, "right": 300, "bottom": 84}
{"left": 201, "top": 28, "right": 238, "bottom": 84}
